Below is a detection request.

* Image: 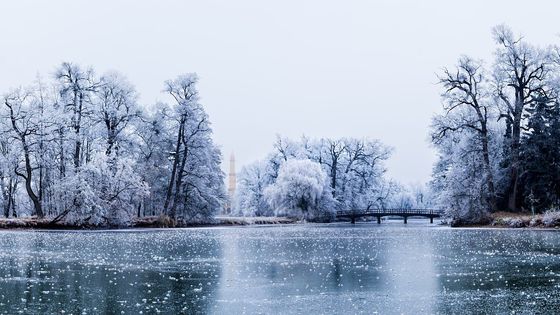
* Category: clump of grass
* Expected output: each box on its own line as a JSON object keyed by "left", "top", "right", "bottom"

{"left": 543, "top": 210, "right": 560, "bottom": 227}
{"left": 489, "top": 210, "right": 560, "bottom": 228}
{"left": 155, "top": 214, "right": 176, "bottom": 228}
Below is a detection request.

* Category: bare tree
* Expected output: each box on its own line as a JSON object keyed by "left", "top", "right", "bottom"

{"left": 2, "top": 90, "right": 44, "bottom": 217}
{"left": 55, "top": 62, "right": 98, "bottom": 169}
{"left": 435, "top": 56, "right": 497, "bottom": 212}
{"left": 162, "top": 74, "right": 213, "bottom": 219}
{"left": 0, "top": 138, "right": 18, "bottom": 217}
{"left": 492, "top": 25, "right": 551, "bottom": 211}
{"left": 321, "top": 139, "right": 346, "bottom": 196}
{"left": 94, "top": 72, "right": 139, "bottom": 156}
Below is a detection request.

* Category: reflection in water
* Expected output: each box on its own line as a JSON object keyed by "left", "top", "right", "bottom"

{"left": 0, "top": 222, "right": 559, "bottom": 314}
{"left": 0, "top": 230, "right": 224, "bottom": 314}
{"left": 433, "top": 229, "right": 560, "bottom": 314}
{"left": 213, "top": 225, "right": 392, "bottom": 314}
{"left": 380, "top": 225, "right": 437, "bottom": 314}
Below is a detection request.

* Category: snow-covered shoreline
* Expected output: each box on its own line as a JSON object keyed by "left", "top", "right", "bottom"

{"left": 451, "top": 211, "right": 560, "bottom": 229}
{"left": 0, "top": 215, "right": 298, "bottom": 230}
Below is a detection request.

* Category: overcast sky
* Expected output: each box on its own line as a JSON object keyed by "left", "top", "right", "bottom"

{"left": 1, "top": 0, "right": 559, "bottom": 184}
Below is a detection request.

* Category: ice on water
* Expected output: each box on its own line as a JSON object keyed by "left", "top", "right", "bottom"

{"left": 0, "top": 222, "right": 558, "bottom": 314}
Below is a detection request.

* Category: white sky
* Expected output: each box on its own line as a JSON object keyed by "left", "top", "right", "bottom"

{"left": 1, "top": 0, "right": 559, "bottom": 184}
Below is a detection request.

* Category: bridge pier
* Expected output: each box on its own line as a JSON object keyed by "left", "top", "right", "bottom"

{"left": 377, "top": 216, "right": 381, "bottom": 224}
{"left": 351, "top": 216, "right": 355, "bottom": 224}
{"left": 430, "top": 216, "right": 433, "bottom": 224}
{"left": 404, "top": 216, "right": 407, "bottom": 224}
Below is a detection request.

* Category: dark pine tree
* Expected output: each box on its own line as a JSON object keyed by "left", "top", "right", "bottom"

{"left": 520, "top": 96, "right": 560, "bottom": 211}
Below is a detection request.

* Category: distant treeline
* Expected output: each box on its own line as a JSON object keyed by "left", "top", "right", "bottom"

{"left": 234, "top": 136, "right": 431, "bottom": 221}
{"left": 432, "top": 25, "right": 560, "bottom": 223}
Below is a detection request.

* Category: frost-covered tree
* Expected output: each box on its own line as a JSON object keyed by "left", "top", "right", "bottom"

{"left": 235, "top": 136, "right": 392, "bottom": 216}
{"left": 492, "top": 25, "right": 551, "bottom": 211}
{"left": 329, "top": 138, "right": 392, "bottom": 210}
{"left": 161, "top": 74, "right": 226, "bottom": 221}
{"left": 94, "top": 72, "right": 139, "bottom": 156}
{"left": 387, "top": 182, "right": 434, "bottom": 210}
{"left": 134, "top": 106, "right": 172, "bottom": 216}
{"left": 295, "top": 136, "right": 391, "bottom": 210}
{"left": 56, "top": 153, "right": 149, "bottom": 226}
{"left": 430, "top": 126, "right": 501, "bottom": 224}
{"left": 435, "top": 56, "right": 498, "bottom": 212}
{"left": 0, "top": 136, "right": 19, "bottom": 217}
{"left": 265, "top": 159, "right": 335, "bottom": 221}
{"left": 2, "top": 88, "right": 45, "bottom": 217}
{"left": 235, "top": 161, "right": 274, "bottom": 216}
{"left": 431, "top": 25, "right": 560, "bottom": 221}
{"left": 55, "top": 62, "right": 98, "bottom": 169}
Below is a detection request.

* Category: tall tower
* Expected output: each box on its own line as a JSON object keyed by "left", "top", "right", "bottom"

{"left": 227, "top": 153, "right": 236, "bottom": 213}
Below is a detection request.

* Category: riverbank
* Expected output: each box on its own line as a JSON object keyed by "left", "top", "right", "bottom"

{"left": 0, "top": 215, "right": 297, "bottom": 230}
{"left": 453, "top": 211, "right": 560, "bottom": 229}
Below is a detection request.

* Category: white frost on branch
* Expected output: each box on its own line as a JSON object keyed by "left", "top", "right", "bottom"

{"left": 264, "top": 159, "right": 335, "bottom": 222}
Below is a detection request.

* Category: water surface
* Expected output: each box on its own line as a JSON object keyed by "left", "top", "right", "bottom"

{"left": 0, "top": 221, "right": 559, "bottom": 314}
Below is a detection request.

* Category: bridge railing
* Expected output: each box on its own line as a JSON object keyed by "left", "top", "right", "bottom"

{"left": 336, "top": 209, "right": 445, "bottom": 216}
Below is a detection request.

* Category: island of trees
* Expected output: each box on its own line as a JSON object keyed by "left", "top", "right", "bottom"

{"left": 0, "top": 64, "right": 225, "bottom": 227}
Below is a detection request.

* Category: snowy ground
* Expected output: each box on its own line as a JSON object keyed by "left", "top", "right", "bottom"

{"left": 215, "top": 216, "right": 297, "bottom": 225}
{"left": 0, "top": 216, "right": 297, "bottom": 230}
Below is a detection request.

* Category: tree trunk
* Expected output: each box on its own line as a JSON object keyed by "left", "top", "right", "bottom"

{"left": 164, "top": 119, "right": 185, "bottom": 214}
{"left": 73, "top": 92, "right": 84, "bottom": 169}
{"left": 170, "top": 137, "right": 189, "bottom": 218}
{"left": 480, "top": 124, "right": 497, "bottom": 212}
{"left": 21, "top": 142, "right": 43, "bottom": 218}
{"left": 6, "top": 101, "right": 43, "bottom": 218}
{"left": 330, "top": 159, "right": 337, "bottom": 196}
{"left": 74, "top": 140, "right": 82, "bottom": 168}
{"left": 507, "top": 95, "right": 524, "bottom": 212}
{"left": 1, "top": 176, "right": 9, "bottom": 218}
{"left": 58, "top": 128, "right": 66, "bottom": 178}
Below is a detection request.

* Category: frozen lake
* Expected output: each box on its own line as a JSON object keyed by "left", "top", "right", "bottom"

{"left": 0, "top": 221, "right": 559, "bottom": 314}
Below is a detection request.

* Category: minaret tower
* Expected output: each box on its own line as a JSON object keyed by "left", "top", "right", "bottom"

{"left": 227, "top": 153, "right": 236, "bottom": 213}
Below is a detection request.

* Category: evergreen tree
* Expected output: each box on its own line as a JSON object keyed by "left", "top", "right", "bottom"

{"left": 520, "top": 97, "right": 560, "bottom": 210}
